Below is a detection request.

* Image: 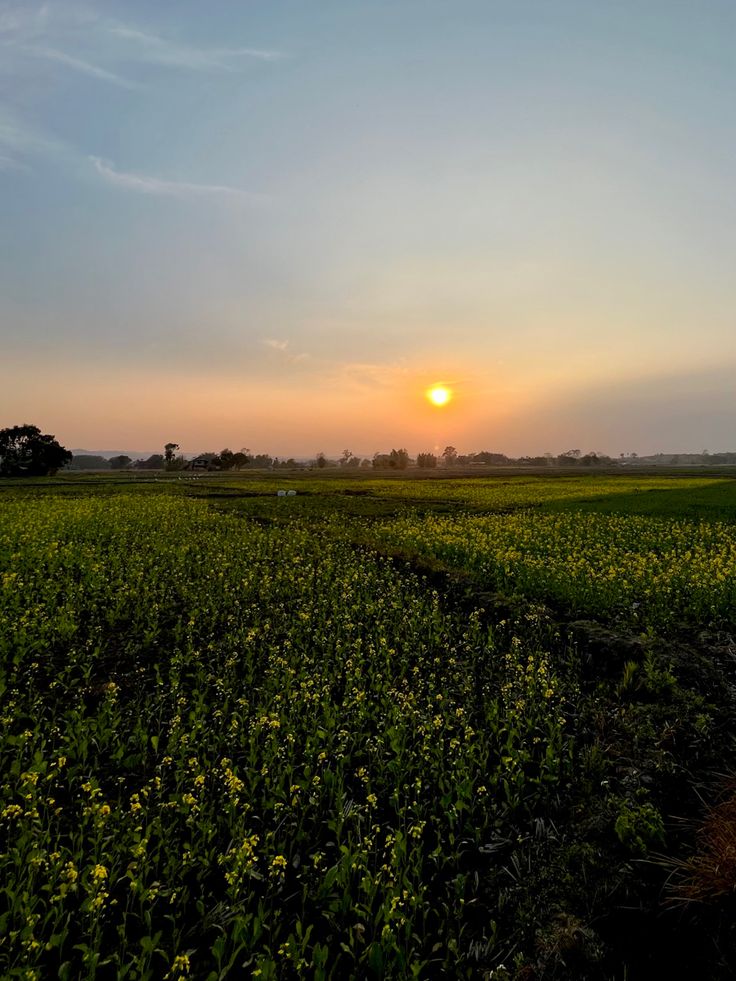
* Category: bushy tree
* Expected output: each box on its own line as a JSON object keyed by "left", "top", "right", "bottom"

{"left": 372, "top": 452, "right": 408, "bottom": 469}
{"left": 109, "top": 455, "right": 132, "bottom": 470}
{"left": 134, "top": 454, "right": 165, "bottom": 470}
{"left": 557, "top": 449, "right": 581, "bottom": 467}
{"left": 231, "top": 451, "right": 250, "bottom": 469}
{"left": 69, "top": 455, "right": 110, "bottom": 471}
{"left": 473, "top": 451, "right": 509, "bottom": 465}
{"left": 0, "top": 424, "right": 72, "bottom": 477}
{"left": 417, "top": 452, "right": 437, "bottom": 469}
{"left": 219, "top": 449, "right": 236, "bottom": 470}
{"left": 390, "top": 448, "right": 410, "bottom": 469}
{"left": 164, "top": 443, "right": 185, "bottom": 471}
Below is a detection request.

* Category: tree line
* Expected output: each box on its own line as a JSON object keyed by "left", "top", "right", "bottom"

{"left": 314, "top": 446, "right": 621, "bottom": 470}
{"left": 6, "top": 424, "right": 736, "bottom": 477}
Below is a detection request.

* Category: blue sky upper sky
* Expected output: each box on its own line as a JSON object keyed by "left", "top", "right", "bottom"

{"left": 2, "top": 0, "right": 736, "bottom": 456}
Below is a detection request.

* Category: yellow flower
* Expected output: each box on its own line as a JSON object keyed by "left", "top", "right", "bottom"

{"left": 91, "top": 890, "right": 108, "bottom": 910}
{"left": 269, "top": 854, "right": 288, "bottom": 880}
{"left": 167, "top": 954, "right": 191, "bottom": 977}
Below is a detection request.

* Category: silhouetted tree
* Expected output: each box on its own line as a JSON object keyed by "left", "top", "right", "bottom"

{"left": 389, "top": 448, "right": 410, "bottom": 469}
{"left": 231, "top": 451, "right": 250, "bottom": 469}
{"left": 164, "top": 442, "right": 185, "bottom": 471}
{"left": 442, "top": 446, "right": 458, "bottom": 467}
{"left": 557, "top": 449, "right": 581, "bottom": 467}
{"left": 473, "top": 451, "right": 509, "bottom": 465}
{"left": 417, "top": 452, "right": 438, "bottom": 468}
{"left": 69, "top": 455, "right": 110, "bottom": 470}
{"left": 109, "top": 455, "right": 132, "bottom": 470}
{"left": 0, "top": 424, "right": 72, "bottom": 476}
{"left": 134, "top": 454, "right": 165, "bottom": 470}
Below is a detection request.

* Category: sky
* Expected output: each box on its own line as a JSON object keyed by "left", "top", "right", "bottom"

{"left": 2, "top": 0, "right": 736, "bottom": 458}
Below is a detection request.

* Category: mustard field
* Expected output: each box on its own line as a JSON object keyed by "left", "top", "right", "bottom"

{"left": 369, "top": 510, "right": 736, "bottom": 628}
{"left": 2, "top": 473, "right": 736, "bottom": 979}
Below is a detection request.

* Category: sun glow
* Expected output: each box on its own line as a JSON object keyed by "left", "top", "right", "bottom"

{"left": 426, "top": 384, "right": 452, "bottom": 407}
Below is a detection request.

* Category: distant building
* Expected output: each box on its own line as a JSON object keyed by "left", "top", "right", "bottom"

{"left": 188, "top": 456, "right": 220, "bottom": 471}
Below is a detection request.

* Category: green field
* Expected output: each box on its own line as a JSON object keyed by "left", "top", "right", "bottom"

{"left": 2, "top": 473, "right": 736, "bottom": 979}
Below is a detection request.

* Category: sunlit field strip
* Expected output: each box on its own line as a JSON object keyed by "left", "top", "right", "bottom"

{"left": 5, "top": 474, "right": 734, "bottom": 526}
{"left": 190, "top": 474, "right": 728, "bottom": 509}
{"left": 368, "top": 510, "right": 736, "bottom": 629}
{"left": 350, "top": 476, "right": 727, "bottom": 509}
{"left": 0, "top": 496, "right": 568, "bottom": 979}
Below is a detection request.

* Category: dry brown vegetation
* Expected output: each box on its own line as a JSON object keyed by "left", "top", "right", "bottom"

{"left": 669, "top": 785, "right": 736, "bottom": 904}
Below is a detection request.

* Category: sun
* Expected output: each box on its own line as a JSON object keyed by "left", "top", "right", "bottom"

{"left": 426, "top": 384, "right": 452, "bottom": 407}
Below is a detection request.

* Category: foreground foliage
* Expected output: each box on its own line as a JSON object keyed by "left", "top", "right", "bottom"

{"left": 2, "top": 475, "right": 736, "bottom": 978}
{"left": 1, "top": 497, "right": 568, "bottom": 979}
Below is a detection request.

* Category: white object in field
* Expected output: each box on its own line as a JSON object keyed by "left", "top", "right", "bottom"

{"left": 277, "top": 490, "right": 286, "bottom": 496}
{"left": 287, "top": 489, "right": 296, "bottom": 496}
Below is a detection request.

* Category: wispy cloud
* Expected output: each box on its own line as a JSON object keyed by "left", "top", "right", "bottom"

{"left": 19, "top": 44, "right": 137, "bottom": 88}
{"left": 0, "top": 3, "right": 283, "bottom": 89}
{"left": 90, "top": 156, "right": 264, "bottom": 203}
{"left": 0, "top": 3, "right": 100, "bottom": 49}
{"left": 262, "top": 339, "right": 310, "bottom": 363}
{"left": 0, "top": 4, "right": 280, "bottom": 189}
{"left": 0, "top": 4, "right": 52, "bottom": 39}
{"left": 108, "top": 24, "right": 283, "bottom": 71}
{"left": 0, "top": 106, "right": 66, "bottom": 166}
{"left": 261, "top": 342, "right": 409, "bottom": 383}
{"left": 263, "top": 338, "right": 289, "bottom": 352}
{"left": 333, "top": 360, "right": 411, "bottom": 391}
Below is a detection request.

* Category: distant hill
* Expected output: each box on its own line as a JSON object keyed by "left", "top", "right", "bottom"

{"left": 631, "top": 452, "right": 736, "bottom": 466}
{"left": 70, "top": 449, "right": 155, "bottom": 460}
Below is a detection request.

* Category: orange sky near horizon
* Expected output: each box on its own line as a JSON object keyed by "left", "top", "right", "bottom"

{"left": 3, "top": 353, "right": 528, "bottom": 456}
{"left": 6, "top": 347, "right": 735, "bottom": 459}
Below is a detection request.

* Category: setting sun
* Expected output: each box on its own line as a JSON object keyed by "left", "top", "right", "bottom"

{"left": 427, "top": 384, "right": 452, "bottom": 407}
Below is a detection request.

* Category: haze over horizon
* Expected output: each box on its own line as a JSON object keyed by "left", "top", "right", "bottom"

{"left": 3, "top": 1, "right": 736, "bottom": 457}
